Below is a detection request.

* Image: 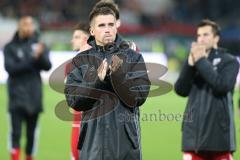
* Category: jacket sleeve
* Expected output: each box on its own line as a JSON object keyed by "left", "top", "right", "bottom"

{"left": 64, "top": 60, "right": 106, "bottom": 111}
{"left": 3, "top": 44, "right": 35, "bottom": 77}
{"left": 174, "top": 60, "right": 196, "bottom": 97}
{"left": 110, "top": 51, "right": 151, "bottom": 108}
{"left": 194, "top": 57, "right": 239, "bottom": 94}
{"left": 34, "top": 46, "right": 52, "bottom": 71}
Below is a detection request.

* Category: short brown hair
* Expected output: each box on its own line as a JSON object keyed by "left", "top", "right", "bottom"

{"left": 89, "top": 6, "right": 116, "bottom": 24}
{"left": 197, "top": 19, "right": 221, "bottom": 36}
{"left": 74, "top": 22, "right": 90, "bottom": 35}
{"left": 94, "top": 0, "right": 120, "bottom": 20}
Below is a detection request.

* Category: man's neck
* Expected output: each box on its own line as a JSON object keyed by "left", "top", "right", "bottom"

{"left": 18, "top": 32, "right": 24, "bottom": 39}
{"left": 95, "top": 40, "right": 103, "bottom": 46}
{"left": 18, "top": 32, "right": 29, "bottom": 40}
{"left": 206, "top": 49, "right": 211, "bottom": 56}
{"left": 206, "top": 46, "right": 218, "bottom": 57}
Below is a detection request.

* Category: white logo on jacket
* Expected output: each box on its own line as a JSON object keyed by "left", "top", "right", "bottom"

{"left": 212, "top": 58, "right": 221, "bottom": 66}
{"left": 212, "top": 58, "right": 221, "bottom": 70}
{"left": 17, "top": 48, "right": 24, "bottom": 59}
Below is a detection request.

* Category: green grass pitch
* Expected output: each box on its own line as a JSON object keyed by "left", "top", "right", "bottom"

{"left": 0, "top": 84, "right": 239, "bottom": 159}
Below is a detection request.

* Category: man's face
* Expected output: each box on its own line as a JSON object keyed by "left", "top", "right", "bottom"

{"left": 90, "top": 14, "right": 117, "bottom": 46}
{"left": 197, "top": 25, "right": 219, "bottom": 51}
{"left": 18, "top": 16, "right": 35, "bottom": 38}
{"left": 71, "top": 30, "right": 89, "bottom": 51}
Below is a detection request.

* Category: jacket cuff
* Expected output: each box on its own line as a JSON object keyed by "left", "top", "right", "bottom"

{"left": 93, "top": 77, "right": 105, "bottom": 89}
{"left": 195, "top": 57, "right": 209, "bottom": 71}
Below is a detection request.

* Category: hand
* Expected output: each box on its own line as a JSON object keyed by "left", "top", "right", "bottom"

{"left": 190, "top": 42, "right": 207, "bottom": 63}
{"left": 109, "top": 55, "right": 123, "bottom": 73}
{"left": 97, "top": 58, "right": 108, "bottom": 81}
{"left": 33, "top": 43, "right": 45, "bottom": 59}
{"left": 188, "top": 53, "right": 194, "bottom": 66}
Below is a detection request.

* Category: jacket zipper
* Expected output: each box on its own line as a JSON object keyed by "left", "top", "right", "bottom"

{"left": 194, "top": 86, "right": 206, "bottom": 153}
{"left": 195, "top": 110, "right": 199, "bottom": 153}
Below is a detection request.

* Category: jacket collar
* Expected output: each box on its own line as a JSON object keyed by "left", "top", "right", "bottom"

{"left": 87, "top": 34, "right": 123, "bottom": 51}
{"left": 208, "top": 47, "right": 227, "bottom": 61}
{"left": 12, "top": 31, "right": 39, "bottom": 43}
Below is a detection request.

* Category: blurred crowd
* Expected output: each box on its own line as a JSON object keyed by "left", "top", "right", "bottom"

{"left": 0, "top": 0, "right": 240, "bottom": 69}
{"left": 0, "top": 0, "right": 240, "bottom": 27}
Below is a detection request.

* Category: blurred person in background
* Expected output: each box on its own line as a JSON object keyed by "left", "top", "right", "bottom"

{"left": 175, "top": 19, "right": 239, "bottom": 160}
{"left": 3, "top": 16, "right": 51, "bottom": 160}
{"left": 68, "top": 22, "right": 91, "bottom": 160}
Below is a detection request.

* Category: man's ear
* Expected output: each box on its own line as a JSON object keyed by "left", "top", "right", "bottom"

{"left": 116, "top": 20, "right": 121, "bottom": 28}
{"left": 214, "top": 35, "right": 220, "bottom": 45}
{"left": 89, "top": 26, "right": 94, "bottom": 36}
{"left": 215, "top": 35, "right": 220, "bottom": 43}
{"left": 213, "top": 35, "right": 220, "bottom": 49}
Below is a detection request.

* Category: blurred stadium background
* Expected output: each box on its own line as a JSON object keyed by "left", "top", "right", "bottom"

{"left": 0, "top": 0, "right": 240, "bottom": 159}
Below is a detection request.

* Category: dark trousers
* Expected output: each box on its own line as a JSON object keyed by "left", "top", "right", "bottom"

{"left": 9, "top": 110, "right": 39, "bottom": 155}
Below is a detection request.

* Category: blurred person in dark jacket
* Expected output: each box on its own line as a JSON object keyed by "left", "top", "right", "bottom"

{"left": 64, "top": 5, "right": 150, "bottom": 160}
{"left": 3, "top": 16, "right": 51, "bottom": 160}
{"left": 68, "top": 22, "right": 91, "bottom": 160}
{"left": 175, "top": 19, "right": 239, "bottom": 160}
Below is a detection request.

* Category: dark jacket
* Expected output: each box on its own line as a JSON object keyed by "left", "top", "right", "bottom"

{"left": 65, "top": 35, "right": 150, "bottom": 160}
{"left": 175, "top": 48, "right": 239, "bottom": 152}
{"left": 3, "top": 32, "right": 51, "bottom": 114}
